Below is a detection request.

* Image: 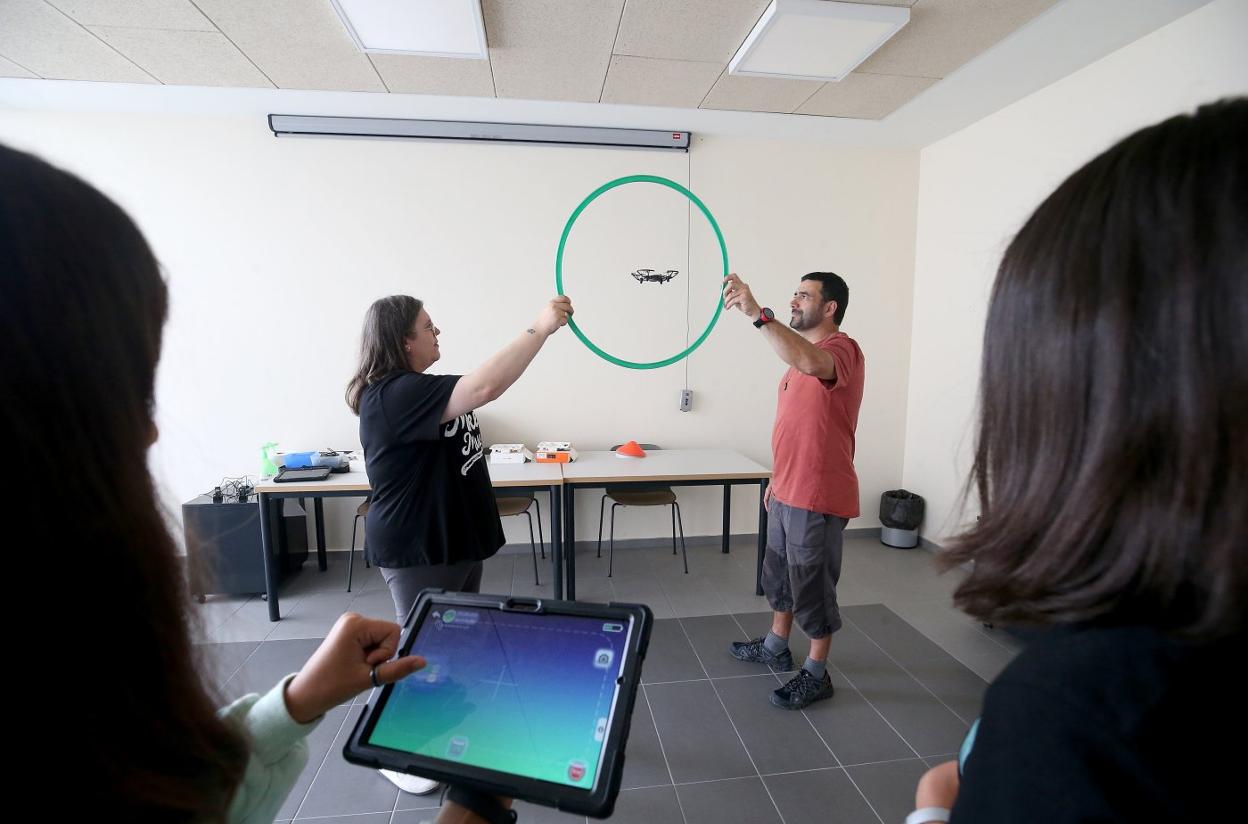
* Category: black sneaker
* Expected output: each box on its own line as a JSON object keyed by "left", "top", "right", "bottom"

{"left": 729, "top": 636, "right": 794, "bottom": 672}
{"left": 770, "top": 668, "right": 834, "bottom": 710}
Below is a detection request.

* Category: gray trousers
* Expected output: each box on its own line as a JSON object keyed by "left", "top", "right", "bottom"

{"left": 380, "top": 560, "right": 484, "bottom": 625}
{"left": 761, "top": 498, "right": 847, "bottom": 639}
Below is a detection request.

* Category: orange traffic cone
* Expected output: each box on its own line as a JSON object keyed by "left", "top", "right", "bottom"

{"left": 615, "top": 440, "right": 647, "bottom": 458}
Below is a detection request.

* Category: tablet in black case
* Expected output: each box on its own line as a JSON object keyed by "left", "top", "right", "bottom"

{"left": 343, "top": 591, "right": 652, "bottom": 818}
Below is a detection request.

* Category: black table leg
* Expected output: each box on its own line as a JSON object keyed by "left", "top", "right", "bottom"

{"left": 566, "top": 484, "right": 577, "bottom": 601}
{"left": 756, "top": 479, "right": 769, "bottom": 596}
{"left": 550, "top": 485, "right": 563, "bottom": 599}
{"left": 314, "top": 497, "right": 327, "bottom": 571}
{"left": 259, "top": 492, "right": 281, "bottom": 621}
{"left": 722, "top": 484, "right": 731, "bottom": 553}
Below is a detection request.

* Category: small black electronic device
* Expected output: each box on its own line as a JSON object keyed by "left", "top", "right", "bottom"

{"left": 273, "top": 466, "right": 332, "bottom": 483}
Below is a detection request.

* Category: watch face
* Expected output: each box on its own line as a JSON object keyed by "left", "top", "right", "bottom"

{"left": 763, "top": 308, "right": 774, "bottom": 321}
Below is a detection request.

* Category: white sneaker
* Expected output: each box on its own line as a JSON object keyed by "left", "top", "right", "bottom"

{"left": 378, "top": 768, "right": 440, "bottom": 795}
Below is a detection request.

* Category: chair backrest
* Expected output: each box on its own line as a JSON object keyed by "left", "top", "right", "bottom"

{"left": 610, "top": 443, "right": 662, "bottom": 451}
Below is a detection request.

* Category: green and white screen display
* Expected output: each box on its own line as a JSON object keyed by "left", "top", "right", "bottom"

{"left": 367, "top": 606, "right": 630, "bottom": 789}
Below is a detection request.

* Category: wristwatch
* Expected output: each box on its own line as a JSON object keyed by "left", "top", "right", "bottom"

{"left": 753, "top": 307, "right": 775, "bottom": 328}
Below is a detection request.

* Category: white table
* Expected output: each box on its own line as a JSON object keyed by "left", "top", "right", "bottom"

{"left": 254, "top": 462, "right": 565, "bottom": 620}
{"left": 560, "top": 449, "right": 772, "bottom": 600}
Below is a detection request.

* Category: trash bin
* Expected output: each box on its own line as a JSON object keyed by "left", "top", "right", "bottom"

{"left": 879, "top": 489, "right": 924, "bottom": 548}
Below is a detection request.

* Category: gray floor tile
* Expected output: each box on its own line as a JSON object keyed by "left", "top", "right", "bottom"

{"left": 286, "top": 590, "right": 358, "bottom": 619}
{"left": 764, "top": 767, "right": 881, "bottom": 824}
{"left": 564, "top": 575, "right": 614, "bottom": 603}
{"left": 645, "top": 681, "right": 755, "bottom": 783}
{"left": 922, "top": 754, "right": 959, "bottom": 769}
{"left": 349, "top": 590, "right": 400, "bottom": 622}
{"left": 276, "top": 705, "right": 351, "bottom": 819}
{"left": 621, "top": 692, "right": 673, "bottom": 790}
{"left": 716, "top": 589, "right": 773, "bottom": 615}
{"left": 510, "top": 578, "right": 561, "bottom": 600}
{"left": 190, "top": 594, "right": 251, "bottom": 631}
{"left": 823, "top": 620, "right": 901, "bottom": 673}
{"left": 296, "top": 718, "right": 399, "bottom": 818}
{"left": 642, "top": 618, "right": 707, "bottom": 684}
{"left": 479, "top": 554, "right": 515, "bottom": 594}
{"left": 610, "top": 577, "right": 676, "bottom": 619}
{"left": 206, "top": 606, "right": 279, "bottom": 643}
{"left": 843, "top": 603, "right": 952, "bottom": 665}
{"left": 510, "top": 550, "right": 552, "bottom": 591}
{"left": 609, "top": 785, "right": 684, "bottom": 824}
{"left": 902, "top": 657, "right": 987, "bottom": 724}
{"left": 829, "top": 622, "right": 973, "bottom": 752}
{"left": 802, "top": 668, "right": 916, "bottom": 766}
{"left": 676, "top": 777, "right": 783, "bottom": 824}
{"left": 196, "top": 641, "right": 258, "bottom": 689}
{"left": 712, "top": 673, "right": 839, "bottom": 775}
{"left": 662, "top": 576, "right": 730, "bottom": 618}
{"left": 847, "top": 758, "right": 930, "bottom": 824}
{"left": 946, "top": 644, "right": 1015, "bottom": 682}
{"left": 282, "top": 565, "right": 353, "bottom": 596}
{"left": 840, "top": 662, "right": 971, "bottom": 757}
{"left": 221, "top": 638, "right": 322, "bottom": 703}
{"left": 679, "top": 614, "right": 750, "bottom": 678}
{"left": 266, "top": 613, "right": 345, "bottom": 641}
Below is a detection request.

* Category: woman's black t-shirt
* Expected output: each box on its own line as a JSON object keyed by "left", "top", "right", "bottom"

{"left": 358, "top": 371, "right": 504, "bottom": 567}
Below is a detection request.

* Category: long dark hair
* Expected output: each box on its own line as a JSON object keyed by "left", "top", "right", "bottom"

{"left": 346, "top": 294, "right": 423, "bottom": 414}
{"left": 0, "top": 145, "right": 248, "bottom": 818}
{"left": 943, "top": 98, "right": 1247, "bottom": 640}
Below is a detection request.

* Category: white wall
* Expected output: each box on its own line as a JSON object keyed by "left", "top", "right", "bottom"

{"left": 0, "top": 114, "right": 919, "bottom": 549}
{"left": 902, "top": 0, "right": 1248, "bottom": 544}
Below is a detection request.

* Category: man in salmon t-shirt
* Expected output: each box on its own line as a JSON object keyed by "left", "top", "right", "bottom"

{"left": 722, "top": 271, "right": 865, "bottom": 709}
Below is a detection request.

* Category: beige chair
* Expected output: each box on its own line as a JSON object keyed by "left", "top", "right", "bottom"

{"left": 597, "top": 444, "right": 687, "bottom": 577}
{"left": 347, "top": 497, "right": 371, "bottom": 592}
{"left": 494, "top": 493, "right": 545, "bottom": 585}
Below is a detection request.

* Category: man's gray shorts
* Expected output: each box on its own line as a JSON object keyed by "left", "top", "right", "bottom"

{"left": 761, "top": 498, "right": 847, "bottom": 639}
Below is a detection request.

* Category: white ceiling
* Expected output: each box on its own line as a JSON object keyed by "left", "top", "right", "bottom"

{"left": 0, "top": 0, "right": 1214, "bottom": 146}
{"left": 3, "top": 0, "right": 1070, "bottom": 117}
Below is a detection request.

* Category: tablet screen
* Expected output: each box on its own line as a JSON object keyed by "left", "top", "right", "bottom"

{"left": 365, "top": 603, "right": 632, "bottom": 790}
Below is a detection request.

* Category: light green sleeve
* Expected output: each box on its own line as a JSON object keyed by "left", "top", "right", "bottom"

{"left": 220, "top": 673, "right": 323, "bottom": 824}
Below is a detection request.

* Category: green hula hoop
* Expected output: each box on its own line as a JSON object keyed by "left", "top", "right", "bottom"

{"left": 555, "top": 174, "right": 728, "bottom": 369}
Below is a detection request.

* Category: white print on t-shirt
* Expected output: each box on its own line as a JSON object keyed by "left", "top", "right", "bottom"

{"left": 443, "top": 411, "right": 484, "bottom": 476}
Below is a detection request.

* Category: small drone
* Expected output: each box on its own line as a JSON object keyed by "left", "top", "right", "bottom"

{"left": 632, "top": 268, "right": 679, "bottom": 284}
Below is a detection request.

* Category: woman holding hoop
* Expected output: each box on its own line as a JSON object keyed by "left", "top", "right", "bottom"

{"left": 346, "top": 293, "right": 572, "bottom": 795}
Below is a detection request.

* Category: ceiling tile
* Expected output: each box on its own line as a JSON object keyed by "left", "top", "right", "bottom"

{"left": 369, "top": 53, "right": 496, "bottom": 97}
{"left": 0, "top": 54, "right": 38, "bottom": 78}
{"left": 46, "top": 0, "right": 215, "bottom": 31}
{"left": 484, "top": 0, "right": 623, "bottom": 103}
{"left": 601, "top": 55, "right": 724, "bottom": 108}
{"left": 613, "top": 0, "right": 768, "bottom": 63}
{"left": 859, "top": 0, "right": 1060, "bottom": 78}
{"left": 795, "top": 70, "right": 936, "bottom": 119}
{"left": 615, "top": 0, "right": 918, "bottom": 64}
{"left": 700, "top": 70, "right": 822, "bottom": 114}
{"left": 0, "top": 0, "right": 155, "bottom": 83}
{"left": 192, "top": 0, "right": 385, "bottom": 91}
{"left": 88, "top": 26, "right": 273, "bottom": 87}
